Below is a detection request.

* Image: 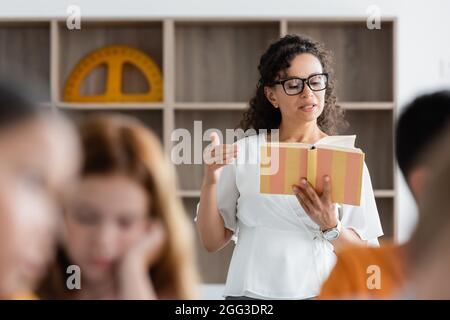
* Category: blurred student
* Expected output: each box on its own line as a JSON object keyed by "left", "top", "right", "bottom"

{"left": 408, "top": 127, "right": 450, "bottom": 299}
{"left": 0, "top": 82, "right": 80, "bottom": 299}
{"left": 39, "top": 114, "right": 199, "bottom": 300}
{"left": 319, "top": 90, "right": 450, "bottom": 299}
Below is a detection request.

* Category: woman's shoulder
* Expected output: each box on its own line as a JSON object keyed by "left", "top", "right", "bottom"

{"left": 234, "top": 133, "right": 264, "bottom": 147}
{"left": 231, "top": 133, "right": 265, "bottom": 165}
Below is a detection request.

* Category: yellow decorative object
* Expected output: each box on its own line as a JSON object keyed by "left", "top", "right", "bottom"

{"left": 64, "top": 45, "right": 163, "bottom": 103}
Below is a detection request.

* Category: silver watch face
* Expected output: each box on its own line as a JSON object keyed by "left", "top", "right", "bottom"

{"left": 324, "top": 229, "right": 339, "bottom": 241}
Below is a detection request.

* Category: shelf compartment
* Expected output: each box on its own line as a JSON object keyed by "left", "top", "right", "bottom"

{"left": 343, "top": 109, "right": 394, "bottom": 190}
{"left": 61, "top": 108, "right": 164, "bottom": 142}
{"left": 175, "top": 21, "right": 279, "bottom": 103}
{"left": 183, "top": 197, "right": 234, "bottom": 283}
{"left": 58, "top": 21, "right": 163, "bottom": 103}
{"left": 0, "top": 22, "right": 50, "bottom": 102}
{"left": 174, "top": 110, "right": 245, "bottom": 190}
{"left": 287, "top": 21, "right": 393, "bottom": 102}
{"left": 376, "top": 197, "right": 394, "bottom": 241}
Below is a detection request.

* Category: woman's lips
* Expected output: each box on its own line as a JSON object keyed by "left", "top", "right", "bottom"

{"left": 299, "top": 104, "right": 317, "bottom": 112}
{"left": 90, "top": 258, "right": 113, "bottom": 270}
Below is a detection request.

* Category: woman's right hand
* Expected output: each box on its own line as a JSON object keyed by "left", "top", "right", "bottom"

{"left": 202, "top": 132, "right": 238, "bottom": 185}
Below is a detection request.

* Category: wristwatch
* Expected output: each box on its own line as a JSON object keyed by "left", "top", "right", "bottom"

{"left": 322, "top": 220, "right": 342, "bottom": 242}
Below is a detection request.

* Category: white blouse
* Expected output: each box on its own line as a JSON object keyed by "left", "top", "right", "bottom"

{"left": 202, "top": 133, "right": 383, "bottom": 299}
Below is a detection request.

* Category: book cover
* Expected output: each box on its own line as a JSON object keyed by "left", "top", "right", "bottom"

{"left": 260, "top": 135, "right": 365, "bottom": 206}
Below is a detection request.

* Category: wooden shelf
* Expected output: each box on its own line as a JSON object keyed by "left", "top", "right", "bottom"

{"left": 40, "top": 100, "right": 397, "bottom": 112}
{"left": 0, "top": 17, "right": 398, "bottom": 283}
{"left": 341, "top": 102, "right": 395, "bottom": 110}
{"left": 174, "top": 102, "right": 394, "bottom": 110}
{"left": 374, "top": 189, "right": 396, "bottom": 198}
{"left": 57, "top": 102, "right": 165, "bottom": 110}
{"left": 174, "top": 102, "right": 248, "bottom": 110}
{"left": 180, "top": 189, "right": 395, "bottom": 198}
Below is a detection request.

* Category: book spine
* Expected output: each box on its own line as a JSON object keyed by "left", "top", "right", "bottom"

{"left": 355, "top": 153, "right": 365, "bottom": 206}
{"left": 307, "top": 148, "right": 318, "bottom": 188}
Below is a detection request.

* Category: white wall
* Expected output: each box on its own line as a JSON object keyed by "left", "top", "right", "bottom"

{"left": 1, "top": 0, "right": 450, "bottom": 242}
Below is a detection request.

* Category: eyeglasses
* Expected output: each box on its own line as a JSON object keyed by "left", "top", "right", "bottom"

{"left": 274, "top": 73, "right": 328, "bottom": 96}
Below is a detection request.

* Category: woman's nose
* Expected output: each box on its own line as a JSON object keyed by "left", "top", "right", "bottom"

{"left": 93, "top": 224, "right": 118, "bottom": 258}
{"left": 301, "top": 84, "right": 314, "bottom": 98}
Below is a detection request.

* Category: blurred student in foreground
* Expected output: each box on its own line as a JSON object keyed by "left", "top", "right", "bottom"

{"left": 39, "top": 114, "right": 199, "bottom": 299}
{"left": 408, "top": 127, "right": 450, "bottom": 299}
{"left": 0, "top": 82, "right": 80, "bottom": 299}
{"left": 319, "top": 90, "right": 450, "bottom": 299}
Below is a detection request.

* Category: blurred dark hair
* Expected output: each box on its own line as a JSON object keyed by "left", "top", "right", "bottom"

{"left": 396, "top": 90, "right": 450, "bottom": 179}
{"left": 0, "top": 80, "right": 38, "bottom": 129}
{"left": 239, "top": 34, "right": 347, "bottom": 134}
{"left": 409, "top": 126, "right": 450, "bottom": 267}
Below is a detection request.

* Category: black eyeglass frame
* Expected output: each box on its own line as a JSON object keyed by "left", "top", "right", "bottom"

{"left": 273, "top": 73, "right": 329, "bottom": 96}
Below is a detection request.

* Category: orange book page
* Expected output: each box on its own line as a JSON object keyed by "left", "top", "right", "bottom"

{"left": 315, "top": 147, "right": 364, "bottom": 206}
{"left": 260, "top": 144, "right": 364, "bottom": 206}
{"left": 260, "top": 145, "right": 309, "bottom": 194}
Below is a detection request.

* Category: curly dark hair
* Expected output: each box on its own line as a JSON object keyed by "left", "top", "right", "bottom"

{"left": 239, "top": 34, "right": 347, "bottom": 135}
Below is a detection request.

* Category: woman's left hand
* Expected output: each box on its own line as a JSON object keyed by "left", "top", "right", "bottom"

{"left": 292, "top": 175, "right": 337, "bottom": 231}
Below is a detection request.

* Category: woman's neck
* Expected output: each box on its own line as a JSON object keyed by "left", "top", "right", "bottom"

{"left": 278, "top": 119, "right": 326, "bottom": 143}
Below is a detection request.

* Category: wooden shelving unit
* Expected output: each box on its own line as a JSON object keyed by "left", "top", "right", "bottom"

{"left": 0, "top": 18, "right": 397, "bottom": 284}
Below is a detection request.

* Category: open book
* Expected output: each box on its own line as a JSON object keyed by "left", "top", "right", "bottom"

{"left": 260, "top": 135, "right": 365, "bottom": 206}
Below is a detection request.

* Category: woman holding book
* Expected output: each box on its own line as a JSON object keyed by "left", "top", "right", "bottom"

{"left": 196, "top": 35, "right": 383, "bottom": 300}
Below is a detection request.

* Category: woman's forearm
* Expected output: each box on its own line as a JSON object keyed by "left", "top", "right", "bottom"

{"left": 197, "top": 174, "right": 232, "bottom": 252}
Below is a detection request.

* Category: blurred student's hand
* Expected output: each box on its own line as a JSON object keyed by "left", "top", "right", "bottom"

{"left": 122, "top": 219, "right": 166, "bottom": 270}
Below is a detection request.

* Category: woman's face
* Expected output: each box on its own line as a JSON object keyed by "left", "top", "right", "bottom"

{"left": 64, "top": 174, "right": 150, "bottom": 284}
{"left": 265, "top": 53, "right": 326, "bottom": 125}
{"left": 0, "top": 117, "right": 80, "bottom": 297}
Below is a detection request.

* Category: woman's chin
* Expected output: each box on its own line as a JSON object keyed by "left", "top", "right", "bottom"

{"left": 296, "top": 112, "right": 319, "bottom": 122}
{"left": 82, "top": 267, "right": 113, "bottom": 284}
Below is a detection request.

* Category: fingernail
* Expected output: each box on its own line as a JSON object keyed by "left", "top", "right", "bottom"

{"left": 302, "top": 179, "right": 307, "bottom": 185}
{"left": 324, "top": 176, "right": 330, "bottom": 182}
{"left": 292, "top": 186, "right": 300, "bottom": 193}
